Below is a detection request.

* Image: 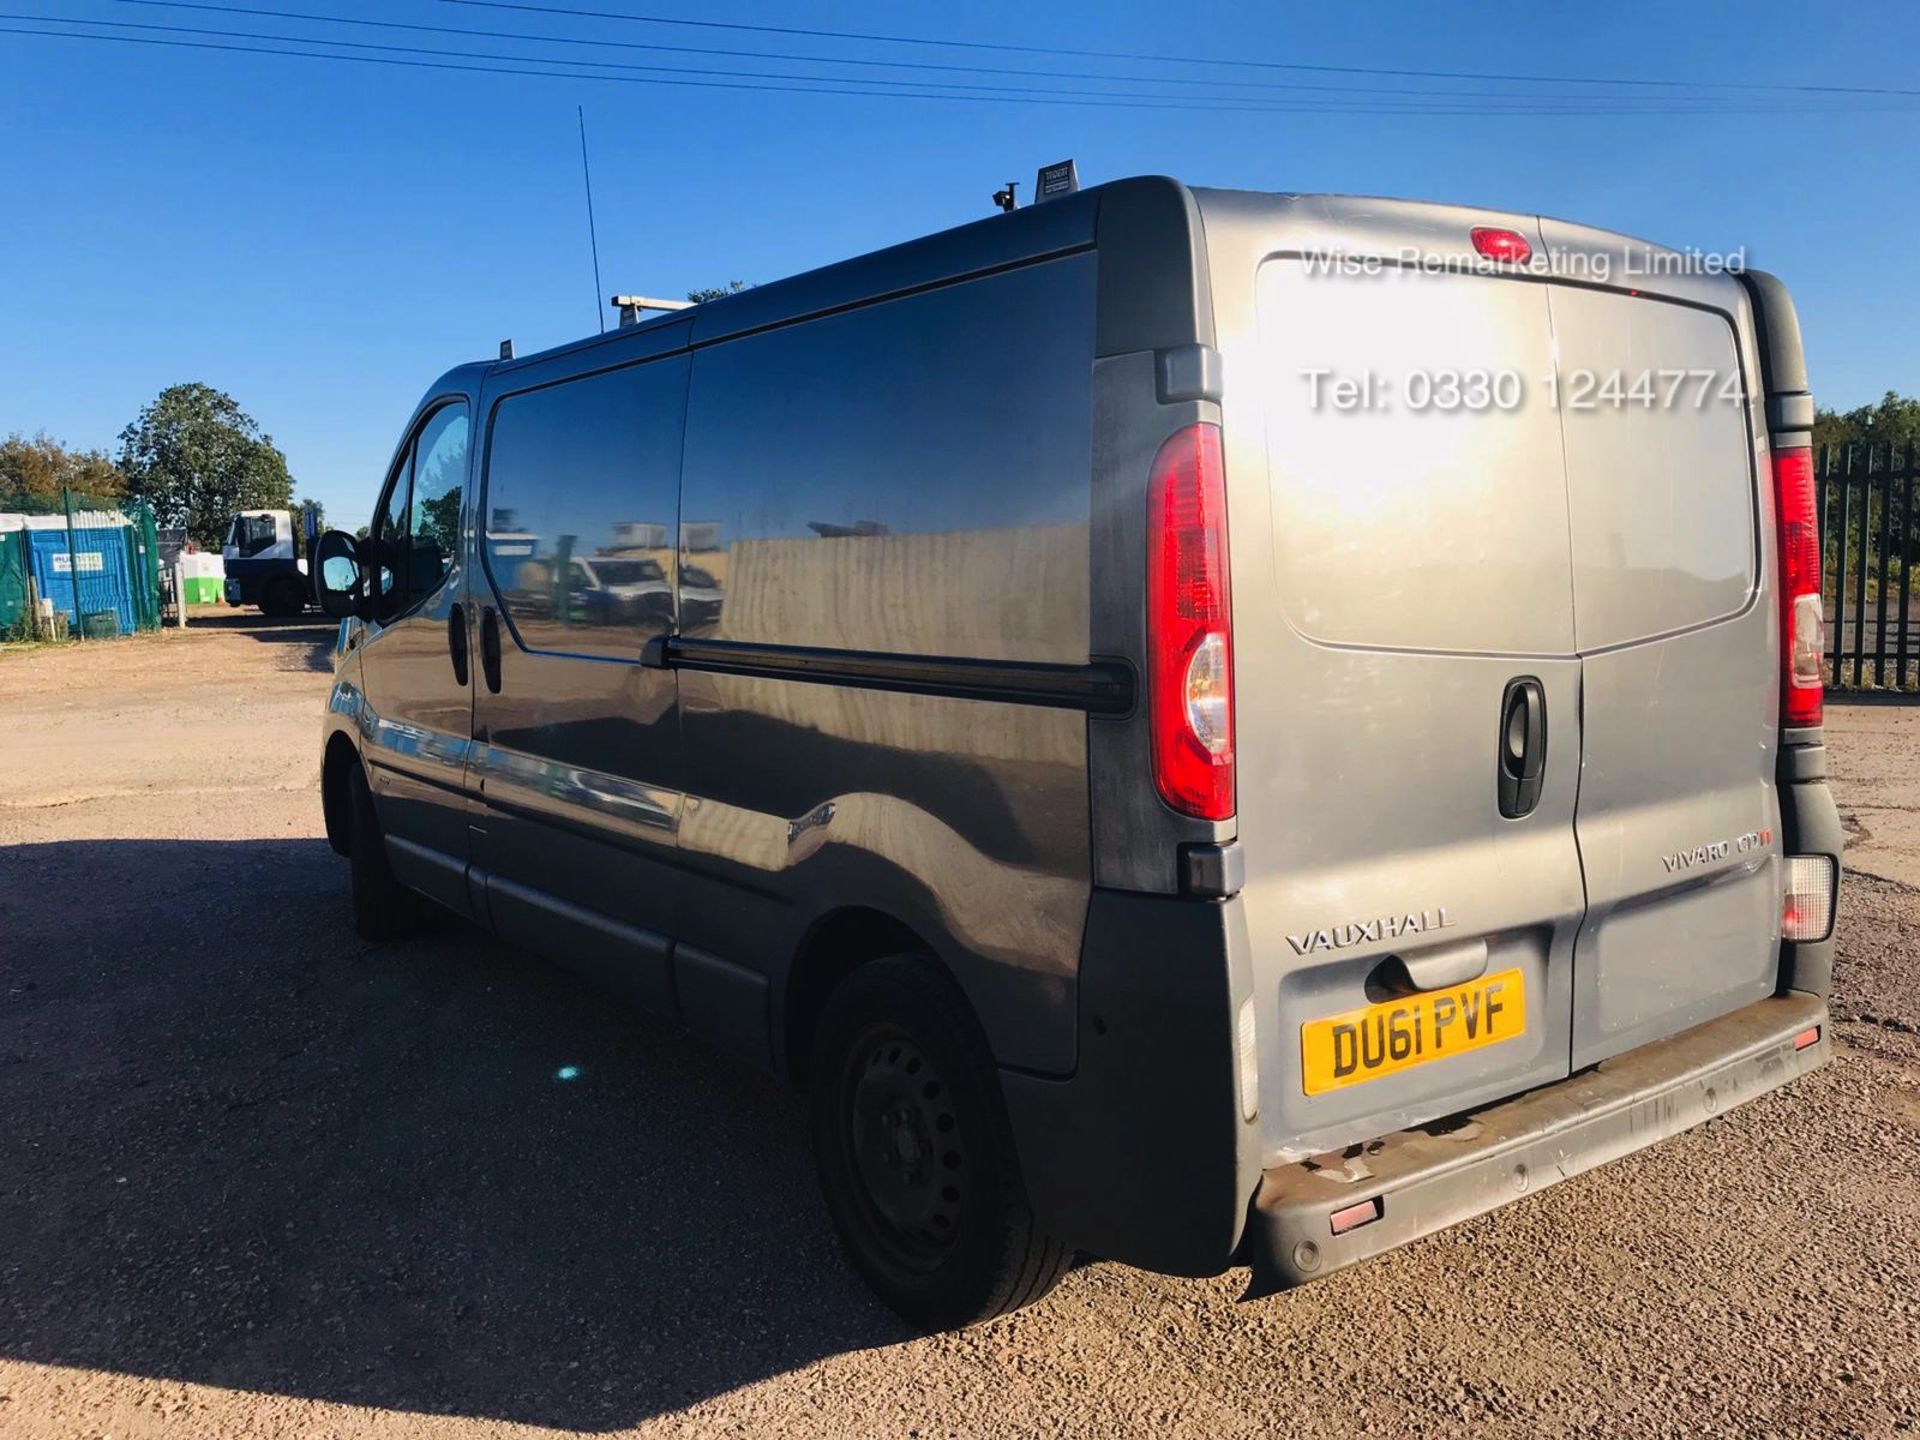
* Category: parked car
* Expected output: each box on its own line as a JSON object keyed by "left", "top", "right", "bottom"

{"left": 312, "top": 176, "right": 1842, "bottom": 1331}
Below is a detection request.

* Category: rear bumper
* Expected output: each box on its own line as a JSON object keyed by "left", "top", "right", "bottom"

{"left": 1242, "top": 990, "right": 1829, "bottom": 1293}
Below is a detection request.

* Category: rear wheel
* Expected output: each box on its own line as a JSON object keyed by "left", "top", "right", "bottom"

{"left": 809, "top": 955, "right": 1070, "bottom": 1330}
{"left": 347, "top": 763, "right": 421, "bottom": 940}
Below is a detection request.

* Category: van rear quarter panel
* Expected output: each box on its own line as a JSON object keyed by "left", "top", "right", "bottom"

{"left": 671, "top": 255, "right": 1098, "bottom": 1074}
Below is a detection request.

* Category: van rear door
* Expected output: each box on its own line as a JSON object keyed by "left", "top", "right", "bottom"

{"left": 1201, "top": 192, "right": 1781, "bottom": 1155}
{"left": 1224, "top": 225, "right": 1588, "bottom": 1158}
{"left": 1539, "top": 225, "right": 1780, "bottom": 1067}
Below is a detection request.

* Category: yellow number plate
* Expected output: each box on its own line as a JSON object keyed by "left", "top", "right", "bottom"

{"left": 1300, "top": 967, "right": 1526, "bottom": 1097}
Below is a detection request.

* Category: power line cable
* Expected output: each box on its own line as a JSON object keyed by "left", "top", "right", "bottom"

{"left": 4, "top": 17, "right": 1914, "bottom": 115}
{"left": 103, "top": 0, "right": 1889, "bottom": 107}
{"left": 0, "top": 23, "right": 1607, "bottom": 110}
{"left": 0, "top": 19, "right": 1681, "bottom": 110}
{"left": 441, "top": 0, "right": 1920, "bottom": 99}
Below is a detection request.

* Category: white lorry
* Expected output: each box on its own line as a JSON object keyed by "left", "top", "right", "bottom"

{"left": 221, "top": 509, "right": 310, "bottom": 616}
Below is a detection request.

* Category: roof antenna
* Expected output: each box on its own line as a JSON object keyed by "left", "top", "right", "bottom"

{"left": 578, "top": 105, "right": 605, "bottom": 334}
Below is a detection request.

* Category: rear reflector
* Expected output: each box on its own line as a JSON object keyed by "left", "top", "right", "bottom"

{"left": 1236, "top": 996, "right": 1259, "bottom": 1121}
{"left": 1773, "top": 447, "right": 1824, "bottom": 728}
{"left": 1470, "top": 227, "right": 1532, "bottom": 265}
{"left": 1783, "top": 854, "right": 1836, "bottom": 942}
{"left": 1793, "top": 1025, "right": 1822, "bottom": 1052}
{"left": 1329, "top": 1197, "right": 1383, "bottom": 1236}
{"left": 1146, "top": 423, "right": 1235, "bottom": 820}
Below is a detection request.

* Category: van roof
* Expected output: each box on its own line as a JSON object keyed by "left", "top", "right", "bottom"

{"left": 489, "top": 178, "right": 1119, "bottom": 375}
{"left": 481, "top": 177, "right": 1717, "bottom": 378}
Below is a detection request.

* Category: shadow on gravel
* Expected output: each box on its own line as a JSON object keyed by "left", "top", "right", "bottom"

{"left": 184, "top": 609, "right": 338, "bottom": 672}
{"left": 0, "top": 837, "right": 907, "bottom": 1431}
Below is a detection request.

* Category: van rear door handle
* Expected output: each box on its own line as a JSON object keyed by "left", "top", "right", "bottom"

{"left": 1497, "top": 677, "right": 1546, "bottom": 819}
{"left": 448, "top": 603, "right": 469, "bottom": 686}
{"left": 479, "top": 606, "right": 503, "bottom": 695}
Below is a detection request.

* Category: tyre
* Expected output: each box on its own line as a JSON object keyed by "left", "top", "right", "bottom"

{"left": 260, "top": 575, "right": 304, "bottom": 618}
{"left": 809, "top": 955, "right": 1071, "bottom": 1330}
{"left": 347, "top": 762, "right": 420, "bottom": 940}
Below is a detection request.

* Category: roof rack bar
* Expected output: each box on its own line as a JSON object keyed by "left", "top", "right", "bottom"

{"left": 612, "top": 294, "right": 694, "bottom": 327}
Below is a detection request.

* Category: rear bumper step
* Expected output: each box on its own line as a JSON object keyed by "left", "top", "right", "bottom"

{"left": 1243, "top": 992, "right": 1829, "bottom": 1294}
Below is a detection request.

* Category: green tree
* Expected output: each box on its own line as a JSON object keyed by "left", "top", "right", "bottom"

{"left": 1814, "top": 390, "right": 1920, "bottom": 463}
{"left": 687, "top": 280, "right": 748, "bottom": 304}
{"left": 0, "top": 431, "right": 126, "bottom": 508}
{"left": 417, "top": 487, "right": 460, "bottom": 561}
{"left": 117, "top": 384, "right": 294, "bottom": 548}
{"left": 291, "top": 497, "right": 327, "bottom": 560}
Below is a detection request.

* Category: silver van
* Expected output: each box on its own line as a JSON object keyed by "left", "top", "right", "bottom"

{"left": 313, "top": 176, "right": 1842, "bottom": 1330}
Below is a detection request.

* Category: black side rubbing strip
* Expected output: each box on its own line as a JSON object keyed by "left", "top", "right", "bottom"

{"left": 663, "top": 637, "right": 1134, "bottom": 715}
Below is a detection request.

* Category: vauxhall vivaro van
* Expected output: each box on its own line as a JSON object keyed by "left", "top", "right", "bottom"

{"left": 313, "top": 176, "right": 1842, "bottom": 1330}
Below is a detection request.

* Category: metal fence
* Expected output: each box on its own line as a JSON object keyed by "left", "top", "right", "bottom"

{"left": 0, "top": 489, "right": 162, "bottom": 640}
{"left": 1821, "top": 440, "right": 1917, "bottom": 693}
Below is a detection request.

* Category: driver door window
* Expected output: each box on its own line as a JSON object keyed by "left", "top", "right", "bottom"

{"left": 372, "top": 444, "right": 413, "bottom": 623}
{"left": 369, "top": 401, "right": 469, "bottom": 623}
{"left": 407, "top": 404, "right": 468, "bottom": 602}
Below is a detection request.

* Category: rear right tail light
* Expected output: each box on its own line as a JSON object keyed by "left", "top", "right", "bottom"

{"left": 1783, "top": 854, "right": 1836, "bottom": 942}
{"left": 1773, "top": 446, "right": 1823, "bottom": 728}
{"left": 1146, "top": 423, "right": 1235, "bottom": 821}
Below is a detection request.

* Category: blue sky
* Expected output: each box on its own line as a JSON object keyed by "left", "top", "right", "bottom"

{"left": 2, "top": 0, "right": 1915, "bottom": 528}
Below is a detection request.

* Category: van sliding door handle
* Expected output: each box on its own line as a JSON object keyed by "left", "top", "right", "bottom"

{"left": 447, "top": 603, "right": 469, "bottom": 686}
{"left": 479, "top": 606, "right": 503, "bottom": 695}
{"left": 1497, "top": 677, "right": 1546, "bottom": 819}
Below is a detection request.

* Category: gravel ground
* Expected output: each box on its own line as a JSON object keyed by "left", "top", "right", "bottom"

{"left": 1, "top": 615, "right": 1916, "bottom": 1439}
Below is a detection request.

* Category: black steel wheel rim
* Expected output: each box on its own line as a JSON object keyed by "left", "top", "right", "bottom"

{"left": 838, "top": 1024, "right": 966, "bottom": 1273}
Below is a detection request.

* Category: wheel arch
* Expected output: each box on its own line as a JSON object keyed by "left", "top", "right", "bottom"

{"left": 321, "top": 732, "right": 360, "bottom": 857}
{"left": 781, "top": 905, "right": 938, "bottom": 1089}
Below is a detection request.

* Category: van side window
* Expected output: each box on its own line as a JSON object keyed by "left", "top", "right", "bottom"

{"left": 407, "top": 402, "right": 469, "bottom": 600}
{"left": 371, "top": 443, "right": 413, "bottom": 623}
{"left": 482, "top": 357, "right": 688, "bottom": 660}
{"left": 676, "top": 255, "right": 1095, "bottom": 661}
{"left": 370, "top": 401, "right": 468, "bottom": 623}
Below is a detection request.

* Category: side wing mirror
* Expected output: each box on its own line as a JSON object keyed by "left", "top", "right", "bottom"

{"left": 314, "top": 529, "right": 369, "bottom": 620}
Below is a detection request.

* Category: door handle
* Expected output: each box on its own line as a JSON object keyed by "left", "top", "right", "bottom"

{"left": 447, "top": 602, "right": 469, "bottom": 686}
{"left": 479, "top": 606, "right": 503, "bottom": 695}
{"left": 1497, "top": 677, "right": 1546, "bottom": 819}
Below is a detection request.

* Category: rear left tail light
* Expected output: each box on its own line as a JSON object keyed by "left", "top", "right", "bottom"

{"left": 1783, "top": 854, "right": 1836, "bottom": 942}
{"left": 1773, "top": 446, "right": 1823, "bottom": 728}
{"left": 1146, "top": 423, "right": 1235, "bottom": 821}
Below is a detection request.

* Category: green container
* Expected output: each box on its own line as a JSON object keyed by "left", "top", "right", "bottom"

{"left": 82, "top": 609, "right": 119, "bottom": 638}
